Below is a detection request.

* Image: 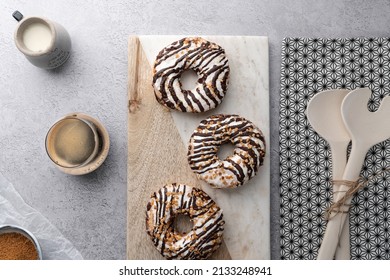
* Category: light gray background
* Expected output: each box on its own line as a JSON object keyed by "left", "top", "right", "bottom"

{"left": 1, "top": 0, "right": 390, "bottom": 260}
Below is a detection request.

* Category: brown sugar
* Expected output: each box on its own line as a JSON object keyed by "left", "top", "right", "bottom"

{"left": 0, "top": 232, "right": 39, "bottom": 260}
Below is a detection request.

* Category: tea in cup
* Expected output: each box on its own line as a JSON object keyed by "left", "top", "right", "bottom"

{"left": 45, "top": 115, "right": 100, "bottom": 169}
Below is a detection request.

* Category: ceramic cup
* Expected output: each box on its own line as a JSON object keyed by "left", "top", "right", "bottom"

{"left": 13, "top": 11, "right": 71, "bottom": 69}
{"left": 45, "top": 114, "right": 100, "bottom": 169}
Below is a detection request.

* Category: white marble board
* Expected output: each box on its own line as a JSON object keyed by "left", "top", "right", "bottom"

{"left": 131, "top": 36, "right": 270, "bottom": 259}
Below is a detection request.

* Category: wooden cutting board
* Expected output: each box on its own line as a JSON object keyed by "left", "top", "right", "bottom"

{"left": 127, "top": 35, "right": 270, "bottom": 260}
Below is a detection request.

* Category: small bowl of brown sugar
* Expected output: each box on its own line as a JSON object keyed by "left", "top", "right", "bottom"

{"left": 0, "top": 225, "right": 42, "bottom": 260}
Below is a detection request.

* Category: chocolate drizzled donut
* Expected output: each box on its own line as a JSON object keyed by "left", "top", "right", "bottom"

{"left": 188, "top": 114, "right": 266, "bottom": 189}
{"left": 152, "top": 37, "right": 229, "bottom": 113}
{"left": 145, "top": 184, "right": 224, "bottom": 260}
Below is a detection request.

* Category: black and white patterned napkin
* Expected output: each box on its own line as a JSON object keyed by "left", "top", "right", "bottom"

{"left": 279, "top": 38, "right": 390, "bottom": 260}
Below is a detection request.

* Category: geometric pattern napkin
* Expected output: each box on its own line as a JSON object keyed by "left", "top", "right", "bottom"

{"left": 280, "top": 38, "right": 390, "bottom": 259}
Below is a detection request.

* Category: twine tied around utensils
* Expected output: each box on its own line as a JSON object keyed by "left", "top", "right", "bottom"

{"left": 325, "top": 167, "right": 390, "bottom": 221}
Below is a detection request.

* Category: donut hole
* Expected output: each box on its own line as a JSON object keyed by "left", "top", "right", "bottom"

{"left": 217, "top": 142, "right": 236, "bottom": 160}
{"left": 180, "top": 69, "right": 199, "bottom": 90}
{"left": 173, "top": 214, "right": 193, "bottom": 234}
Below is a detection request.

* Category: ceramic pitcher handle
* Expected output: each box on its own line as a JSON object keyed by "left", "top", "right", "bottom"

{"left": 12, "top": 11, "right": 23, "bottom": 22}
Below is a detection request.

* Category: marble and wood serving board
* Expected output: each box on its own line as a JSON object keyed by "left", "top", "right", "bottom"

{"left": 127, "top": 35, "right": 270, "bottom": 259}
{"left": 279, "top": 38, "right": 390, "bottom": 260}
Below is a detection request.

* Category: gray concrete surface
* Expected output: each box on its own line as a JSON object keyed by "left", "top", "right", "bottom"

{"left": 1, "top": 0, "right": 390, "bottom": 259}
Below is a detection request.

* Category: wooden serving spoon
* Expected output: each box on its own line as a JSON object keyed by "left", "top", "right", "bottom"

{"left": 306, "top": 89, "right": 352, "bottom": 259}
{"left": 317, "top": 88, "right": 390, "bottom": 259}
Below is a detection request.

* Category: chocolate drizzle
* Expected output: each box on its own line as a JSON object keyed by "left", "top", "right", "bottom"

{"left": 152, "top": 37, "right": 230, "bottom": 113}
{"left": 145, "top": 184, "right": 224, "bottom": 260}
{"left": 187, "top": 114, "right": 266, "bottom": 189}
